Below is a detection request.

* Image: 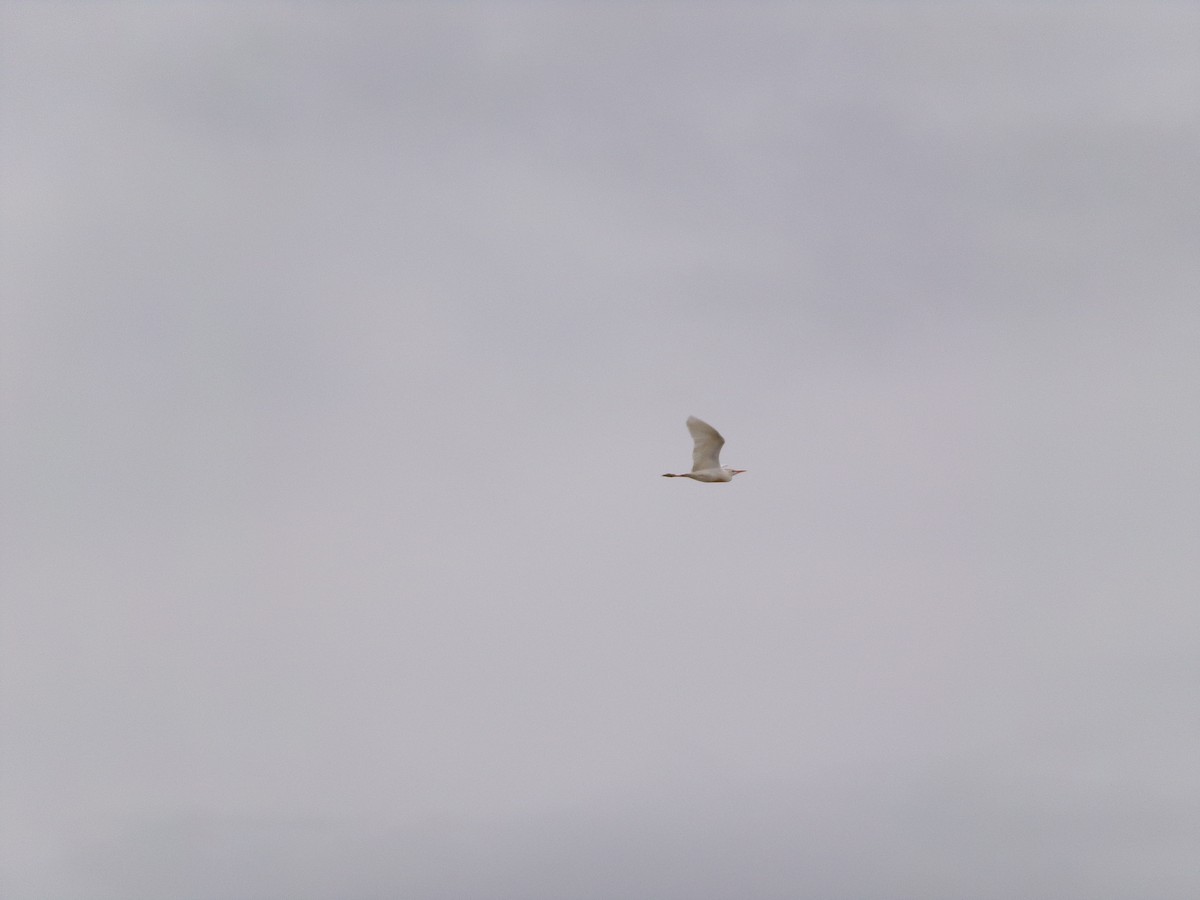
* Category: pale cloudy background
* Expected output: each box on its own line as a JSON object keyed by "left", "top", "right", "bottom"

{"left": 3, "top": 3, "right": 1199, "bottom": 898}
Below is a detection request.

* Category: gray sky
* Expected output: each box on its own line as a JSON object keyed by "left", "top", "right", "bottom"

{"left": 3, "top": 3, "right": 1199, "bottom": 898}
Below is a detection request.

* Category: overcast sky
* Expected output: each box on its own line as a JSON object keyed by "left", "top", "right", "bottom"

{"left": 3, "top": 3, "right": 1199, "bottom": 899}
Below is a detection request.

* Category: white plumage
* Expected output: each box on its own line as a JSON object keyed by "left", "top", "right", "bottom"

{"left": 662, "top": 416, "right": 746, "bottom": 483}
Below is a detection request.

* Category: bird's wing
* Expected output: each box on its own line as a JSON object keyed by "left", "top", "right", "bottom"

{"left": 687, "top": 416, "right": 725, "bottom": 471}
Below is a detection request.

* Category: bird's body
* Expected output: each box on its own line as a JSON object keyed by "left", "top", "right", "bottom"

{"left": 662, "top": 416, "right": 746, "bottom": 482}
{"left": 665, "top": 466, "right": 737, "bottom": 483}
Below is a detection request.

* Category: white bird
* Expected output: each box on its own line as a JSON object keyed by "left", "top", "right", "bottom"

{"left": 662, "top": 416, "right": 747, "bottom": 483}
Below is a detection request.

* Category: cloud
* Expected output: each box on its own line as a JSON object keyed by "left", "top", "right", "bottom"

{"left": 3, "top": 4, "right": 1199, "bottom": 899}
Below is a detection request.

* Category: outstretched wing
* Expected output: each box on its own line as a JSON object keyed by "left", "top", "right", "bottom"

{"left": 686, "top": 416, "right": 725, "bottom": 471}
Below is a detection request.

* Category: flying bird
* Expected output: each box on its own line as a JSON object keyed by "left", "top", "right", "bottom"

{"left": 662, "top": 416, "right": 746, "bottom": 483}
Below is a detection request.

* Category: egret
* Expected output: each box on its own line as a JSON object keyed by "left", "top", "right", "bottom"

{"left": 662, "top": 416, "right": 746, "bottom": 483}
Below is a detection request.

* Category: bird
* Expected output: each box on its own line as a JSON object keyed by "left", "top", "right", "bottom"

{"left": 662, "top": 416, "right": 747, "bottom": 483}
